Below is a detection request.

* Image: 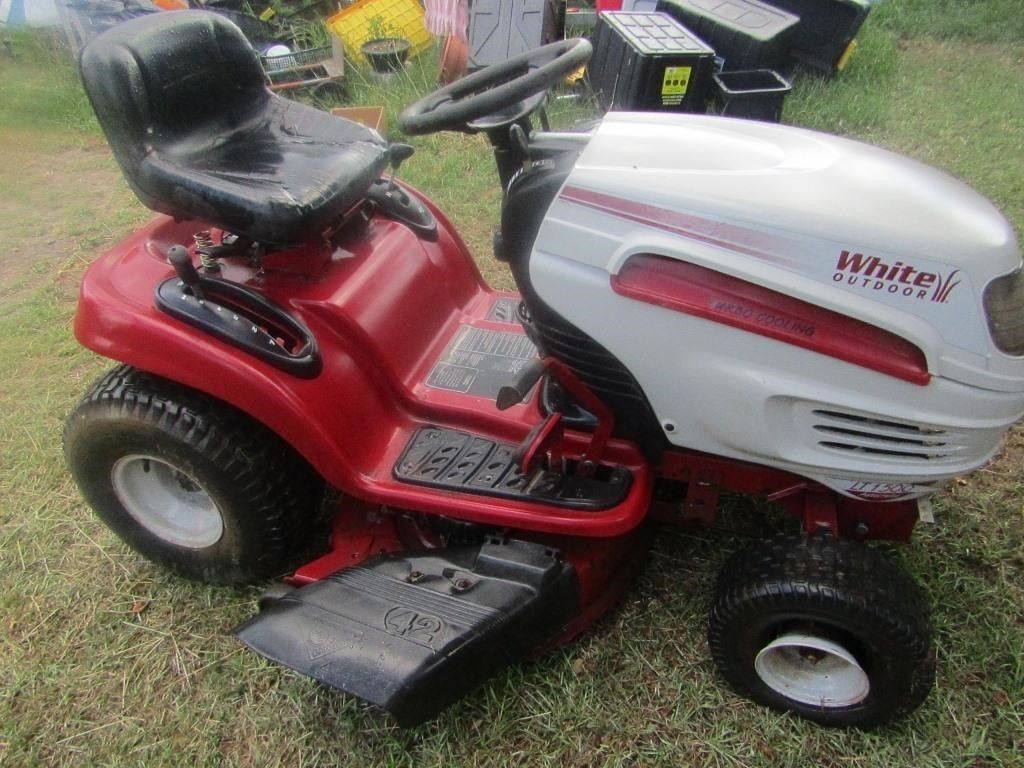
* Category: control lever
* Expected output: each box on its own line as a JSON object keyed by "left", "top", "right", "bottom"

{"left": 500, "top": 357, "right": 616, "bottom": 475}
{"left": 368, "top": 144, "right": 438, "bottom": 240}
{"left": 508, "top": 124, "right": 529, "bottom": 160}
{"left": 496, "top": 358, "right": 546, "bottom": 410}
{"left": 386, "top": 143, "right": 416, "bottom": 192}
{"left": 167, "top": 244, "right": 204, "bottom": 301}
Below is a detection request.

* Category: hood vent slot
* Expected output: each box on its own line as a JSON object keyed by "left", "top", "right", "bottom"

{"left": 812, "top": 409, "right": 955, "bottom": 462}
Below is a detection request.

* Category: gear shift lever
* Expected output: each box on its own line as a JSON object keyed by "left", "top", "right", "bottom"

{"left": 167, "top": 244, "right": 204, "bottom": 301}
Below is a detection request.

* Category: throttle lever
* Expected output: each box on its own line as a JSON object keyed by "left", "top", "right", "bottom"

{"left": 386, "top": 143, "right": 416, "bottom": 191}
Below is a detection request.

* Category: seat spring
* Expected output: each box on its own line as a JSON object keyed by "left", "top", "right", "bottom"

{"left": 193, "top": 230, "right": 219, "bottom": 272}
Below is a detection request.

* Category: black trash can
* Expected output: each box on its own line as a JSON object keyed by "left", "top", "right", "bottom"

{"left": 711, "top": 69, "right": 792, "bottom": 122}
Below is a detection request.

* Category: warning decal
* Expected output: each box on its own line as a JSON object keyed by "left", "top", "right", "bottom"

{"left": 661, "top": 66, "right": 691, "bottom": 106}
{"left": 426, "top": 325, "right": 538, "bottom": 397}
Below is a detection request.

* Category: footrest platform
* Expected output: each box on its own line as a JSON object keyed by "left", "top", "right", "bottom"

{"left": 394, "top": 427, "right": 631, "bottom": 510}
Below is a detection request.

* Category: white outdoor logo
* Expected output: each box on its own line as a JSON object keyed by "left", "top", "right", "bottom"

{"left": 833, "top": 250, "right": 960, "bottom": 303}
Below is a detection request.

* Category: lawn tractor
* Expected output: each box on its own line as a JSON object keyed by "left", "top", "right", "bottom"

{"left": 64, "top": 10, "right": 1024, "bottom": 728}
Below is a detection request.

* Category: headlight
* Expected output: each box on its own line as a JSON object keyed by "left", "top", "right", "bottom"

{"left": 984, "top": 267, "right": 1024, "bottom": 356}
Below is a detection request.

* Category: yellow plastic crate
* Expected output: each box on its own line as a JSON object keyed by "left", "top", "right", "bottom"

{"left": 327, "top": 0, "right": 432, "bottom": 66}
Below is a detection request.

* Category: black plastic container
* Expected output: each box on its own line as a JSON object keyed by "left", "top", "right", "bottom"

{"left": 589, "top": 12, "right": 717, "bottom": 113}
{"left": 762, "top": 0, "right": 870, "bottom": 74}
{"left": 467, "top": 0, "right": 563, "bottom": 70}
{"left": 711, "top": 68, "right": 792, "bottom": 122}
{"left": 656, "top": 0, "right": 799, "bottom": 71}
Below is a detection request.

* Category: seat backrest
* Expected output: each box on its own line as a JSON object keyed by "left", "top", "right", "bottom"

{"left": 80, "top": 11, "right": 270, "bottom": 198}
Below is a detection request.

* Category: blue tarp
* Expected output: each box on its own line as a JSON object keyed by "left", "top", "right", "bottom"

{"left": 1, "top": 0, "right": 60, "bottom": 27}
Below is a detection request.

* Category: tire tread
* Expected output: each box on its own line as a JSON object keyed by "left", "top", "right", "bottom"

{"left": 708, "top": 534, "right": 935, "bottom": 727}
{"left": 65, "top": 365, "right": 322, "bottom": 583}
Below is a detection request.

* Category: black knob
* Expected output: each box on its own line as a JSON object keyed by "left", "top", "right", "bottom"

{"left": 167, "top": 245, "right": 204, "bottom": 299}
{"left": 387, "top": 142, "right": 415, "bottom": 171}
{"left": 496, "top": 358, "right": 547, "bottom": 410}
{"left": 386, "top": 143, "right": 416, "bottom": 191}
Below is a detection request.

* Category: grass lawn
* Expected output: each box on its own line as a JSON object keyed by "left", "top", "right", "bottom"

{"left": 1, "top": 3, "right": 1022, "bottom": 766}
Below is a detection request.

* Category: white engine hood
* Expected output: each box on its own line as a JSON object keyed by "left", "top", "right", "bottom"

{"left": 535, "top": 112, "right": 1024, "bottom": 391}
{"left": 572, "top": 112, "right": 1018, "bottom": 274}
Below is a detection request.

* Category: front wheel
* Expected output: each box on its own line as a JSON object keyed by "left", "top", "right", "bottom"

{"left": 707, "top": 534, "right": 935, "bottom": 728}
{"left": 64, "top": 366, "right": 323, "bottom": 585}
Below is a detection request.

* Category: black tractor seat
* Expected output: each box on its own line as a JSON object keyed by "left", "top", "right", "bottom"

{"left": 80, "top": 11, "right": 390, "bottom": 246}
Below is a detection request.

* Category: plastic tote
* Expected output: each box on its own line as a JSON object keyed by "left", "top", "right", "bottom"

{"left": 711, "top": 69, "right": 792, "bottom": 122}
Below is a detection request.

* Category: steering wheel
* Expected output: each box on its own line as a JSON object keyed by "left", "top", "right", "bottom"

{"left": 398, "top": 38, "right": 592, "bottom": 135}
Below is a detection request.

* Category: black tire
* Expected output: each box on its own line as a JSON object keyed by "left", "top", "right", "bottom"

{"left": 707, "top": 534, "right": 935, "bottom": 728}
{"left": 64, "top": 365, "right": 324, "bottom": 585}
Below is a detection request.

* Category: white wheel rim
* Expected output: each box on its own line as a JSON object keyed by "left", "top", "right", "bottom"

{"left": 111, "top": 454, "right": 224, "bottom": 549}
{"left": 754, "top": 633, "right": 870, "bottom": 708}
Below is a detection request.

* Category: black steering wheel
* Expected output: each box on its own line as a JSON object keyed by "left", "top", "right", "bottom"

{"left": 398, "top": 38, "right": 592, "bottom": 135}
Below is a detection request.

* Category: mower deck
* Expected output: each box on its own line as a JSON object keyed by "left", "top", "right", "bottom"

{"left": 236, "top": 538, "right": 580, "bottom": 726}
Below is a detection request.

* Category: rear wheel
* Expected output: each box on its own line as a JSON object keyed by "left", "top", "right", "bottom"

{"left": 707, "top": 534, "right": 935, "bottom": 728}
{"left": 64, "top": 365, "right": 323, "bottom": 585}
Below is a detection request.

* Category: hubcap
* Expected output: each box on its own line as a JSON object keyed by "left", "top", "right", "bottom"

{"left": 111, "top": 455, "right": 224, "bottom": 548}
{"left": 754, "top": 633, "right": 870, "bottom": 708}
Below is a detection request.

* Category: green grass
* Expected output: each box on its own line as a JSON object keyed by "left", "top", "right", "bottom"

{"left": 1, "top": 6, "right": 1023, "bottom": 767}
{"left": 0, "top": 29, "right": 96, "bottom": 133}
{"left": 784, "top": 19, "right": 901, "bottom": 135}
{"left": 873, "top": 0, "right": 1024, "bottom": 43}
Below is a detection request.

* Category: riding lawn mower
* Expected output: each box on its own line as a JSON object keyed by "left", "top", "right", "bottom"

{"left": 64, "top": 10, "right": 1024, "bottom": 728}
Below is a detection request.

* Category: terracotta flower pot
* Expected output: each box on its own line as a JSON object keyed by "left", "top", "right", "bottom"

{"left": 438, "top": 34, "right": 468, "bottom": 85}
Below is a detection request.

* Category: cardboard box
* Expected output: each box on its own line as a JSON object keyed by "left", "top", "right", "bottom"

{"left": 331, "top": 106, "right": 386, "bottom": 136}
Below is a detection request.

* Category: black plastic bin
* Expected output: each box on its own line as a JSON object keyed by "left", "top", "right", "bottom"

{"left": 761, "top": 0, "right": 871, "bottom": 74}
{"left": 589, "top": 12, "right": 717, "bottom": 113}
{"left": 656, "top": 0, "right": 799, "bottom": 71}
{"left": 711, "top": 69, "right": 792, "bottom": 122}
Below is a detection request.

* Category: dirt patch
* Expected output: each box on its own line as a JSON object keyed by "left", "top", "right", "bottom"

{"left": 0, "top": 130, "right": 146, "bottom": 302}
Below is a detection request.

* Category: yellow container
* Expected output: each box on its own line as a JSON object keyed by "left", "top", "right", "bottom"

{"left": 327, "top": 0, "right": 433, "bottom": 66}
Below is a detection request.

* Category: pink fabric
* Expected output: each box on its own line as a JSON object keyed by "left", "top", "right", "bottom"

{"left": 424, "top": 0, "right": 469, "bottom": 41}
